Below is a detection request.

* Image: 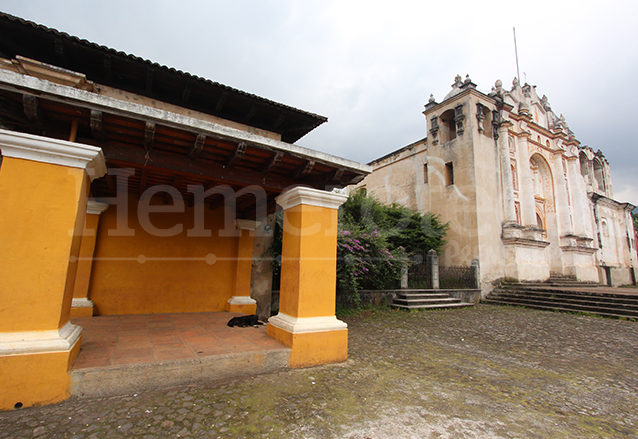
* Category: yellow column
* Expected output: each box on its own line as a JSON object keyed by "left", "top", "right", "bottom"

{"left": 71, "top": 201, "right": 109, "bottom": 318}
{"left": 267, "top": 187, "right": 347, "bottom": 368}
{"left": 0, "top": 129, "right": 106, "bottom": 410}
{"left": 226, "top": 219, "right": 260, "bottom": 314}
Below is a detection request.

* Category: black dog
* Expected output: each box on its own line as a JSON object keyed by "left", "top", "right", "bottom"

{"left": 227, "top": 314, "right": 264, "bottom": 327}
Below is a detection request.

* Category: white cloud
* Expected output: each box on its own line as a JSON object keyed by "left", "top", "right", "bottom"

{"left": 1, "top": 0, "right": 637, "bottom": 197}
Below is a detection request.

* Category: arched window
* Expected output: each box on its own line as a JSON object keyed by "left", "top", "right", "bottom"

{"left": 536, "top": 213, "right": 544, "bottom": 230}
{"left": 439, "top": 109, "right": 457, "bottom": 143}
{"left": 530, "top": 154, "right": 555, "bottom": 236}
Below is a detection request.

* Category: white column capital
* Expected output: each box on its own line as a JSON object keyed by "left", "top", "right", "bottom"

{"left": 227, "top": 296, "right": 257, "bottom": 305}
{"left": 0, "top": 129, "right": 107, "bottom": 180}
{"left": 276, "top": 186, "right": 347, "bottom": 211}
{"left": 87, "top": 200, "right": 110, "bottom": 215}
{"left": 235, "top": 219, "right": 261, "bottom": 231}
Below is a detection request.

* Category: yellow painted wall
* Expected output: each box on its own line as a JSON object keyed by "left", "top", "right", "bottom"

{"left": 72, "top": 213, "right": 101, "bottom": 300}
{"left": 279, "top": 205, "right": 339, "bottom": 319}
{"left": 234, "top": 229, "right": 254, "bottom": 297}
{"left": 0, "top": 339, "right": 81, "bottom": 410}
{"left": 88, "top": 196, "right": 241, "bottom": 315}
{"left": 0, "top": 157, "right": 89, "bottom": 333}
{"left": 267, "top": 325, "right": 347, "bottom": 368}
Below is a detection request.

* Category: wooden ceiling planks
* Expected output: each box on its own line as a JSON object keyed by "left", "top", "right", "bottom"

{"left": 0, "top": 86, "right": 364, "bottom": 218}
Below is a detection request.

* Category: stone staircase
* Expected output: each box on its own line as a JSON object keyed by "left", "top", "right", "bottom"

{"left": 484, "top": 277, "right": 638, "bottom": 319}
{"left": 391, "top": 289, "right": 474, "bottom": 310}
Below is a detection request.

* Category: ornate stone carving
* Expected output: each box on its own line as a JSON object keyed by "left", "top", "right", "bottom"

{"left": 492, "top": 109, "right": 502, "bottom": 139}
{"left": 454, "top": 104, "right": 465, "bottom": 136}
{"left": 476, "top": 103, "right": 485, "bottom": 134}
{"left": 429, "top": 115, "right": 439, "bottom": 145}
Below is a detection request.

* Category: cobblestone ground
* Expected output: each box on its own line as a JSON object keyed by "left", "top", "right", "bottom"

{"left": 1, "top": 304, "right": 638, "bottom": 438}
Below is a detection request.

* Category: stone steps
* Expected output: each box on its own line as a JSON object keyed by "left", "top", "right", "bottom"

{"left": 391, "top": 290, "right": 474, "bottom": 310}
{"left": 484, "top": 284, "right": 638, "bottom": 319}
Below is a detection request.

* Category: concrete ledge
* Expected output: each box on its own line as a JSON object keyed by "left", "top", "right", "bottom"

{"left": 70, "top": 348, "right": 290, "bottom": 399}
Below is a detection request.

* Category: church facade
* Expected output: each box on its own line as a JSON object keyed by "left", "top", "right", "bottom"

{"left": 355, "top": 75, "right": 637, "bottom": 294}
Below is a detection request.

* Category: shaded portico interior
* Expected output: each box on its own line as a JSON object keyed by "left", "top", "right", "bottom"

{"left": 0, "top": 12, "right": 371, "bottom": 411}
{"left": 70, "top": 312, "right": 291, "bottom": 399}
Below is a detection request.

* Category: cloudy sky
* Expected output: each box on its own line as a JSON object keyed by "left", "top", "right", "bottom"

{"left": 2, "top": 0, "right": 637, "bottom": 204}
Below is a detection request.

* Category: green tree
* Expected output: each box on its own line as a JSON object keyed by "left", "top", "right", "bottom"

{"left": 265, "top": 191, "right": 448, "bottom": 306}
{"left": 339, "top": 190, "right": 448, "bottom": 255}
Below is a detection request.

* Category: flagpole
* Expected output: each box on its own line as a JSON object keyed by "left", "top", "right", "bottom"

{"left": 513, "top": 27, "right": 521, "bottom": 82}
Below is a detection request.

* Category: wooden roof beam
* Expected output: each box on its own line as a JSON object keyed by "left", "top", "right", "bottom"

{"left": 90, "top": 110, "right": 105, "bottom": 141}
{"left": 164, "top": 174, "right": 183, "bottom": 204}
{"left": 245, "top": 104, "right": 257, "bottom": 122}
{"left": 181, "top": 81, "right": 192, "bottom": 104}
{"left": 235, "top": 189, "right": 269, "bottom": 212}
{"left": 241, "top": 197, "right": 278, "bottom": 219}
{"left": 103, "top": 54, "right": 112, "bottom": 82}
{"left": 320, "top": 168, "right": 344, "bottom": 189}
{"left": 54, "top": 38, "right": 68, "bottom": 68}
{"left": 215, "top": 92, "right": 228, "bottom": 113}
{"left": 22, "top": 94, "right": 39, "bottom": 122}
{"left": 138, "top": 168, "right": 148, "bottom": 197}
{"left": 145, "top": 68, "right": 154, "bottom": 95}
{"left": 100, "top": 143, "right": 305, "bottom": 192}
{"left": 292, "top": 160, "right": 315, "bottom": 179}
{"left": 273, "top": 112, "right": 286, "bottom": 130}
{"left": 224, "top": 142, "right": 246, "bottom": 169}
{"left": 260, "top": 151, "right": 284, "bottom": 176}
{"left": 188, "top": 133, "right": 206, "bottom": 159}
{"left": 144, "top": 121, "right": 155, "bottom": 149}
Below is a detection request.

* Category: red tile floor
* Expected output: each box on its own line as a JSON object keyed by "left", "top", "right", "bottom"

{"left": 71, "top": 312, "right": 286, "bottom": 370}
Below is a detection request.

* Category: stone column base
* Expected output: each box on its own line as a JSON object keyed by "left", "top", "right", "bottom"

{"left": 70, "top": 298, "right": 95, "bottom": 318}
{"left": 227, "top": 296, "right": 257, "bottom": 315}
{"left": 267, "top": 314, "right": 348, "bottom": 368}
{"left": 560, "top": 245, "right": 599, "bottom": 283}
{"left": 0, "top": 323, "right": 82, "bottom": 410}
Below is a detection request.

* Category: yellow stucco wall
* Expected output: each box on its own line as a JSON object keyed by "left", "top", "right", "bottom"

{"left": 234, "top": 229, "right": 255, "bottom": 298}
{"left": 279, "top": 205, "right": 339, "bottom": 319}
{"left": 0, "top": 340, "right": 81, "bottom": 410}
{"left": 0, "top": 157, "right": 89, "bottom": 333}
{"left": 0, "top": 155, "right": 89, "bottom": 410}
{"left": 72, "top": 213, "right": 101, "bottom": 301}
{"left": 88, "top": 196, "right": 241, "bottom": 315}
{"left": 267, "top": 325, "right": 347, "bottom": 368}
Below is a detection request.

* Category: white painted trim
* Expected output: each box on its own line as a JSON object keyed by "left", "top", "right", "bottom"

{"left": 86, "top": 201, "right": 109, "bottom": 215}
{"left": 235, "top": 219, "right": 261, "bottom": 231}
{"left": 0, "top": 322, "right": 82, "bottom": 355}
{"left": 0, "top": 129, "right": 107, "bottom": 180}
{"left": 268, "top": 313, "right": 347, "bottom": 334}
{"left": 276, "top": 186, "right": 348, "bottom": 211}
{"left": 0, "top": 69, "right": 371, "bottom": 175}
{"left": 227, "top": 296, "right": 257, "bottom": 306}
{"left": 72, "top": 298, "right": 95, "bottom": 308}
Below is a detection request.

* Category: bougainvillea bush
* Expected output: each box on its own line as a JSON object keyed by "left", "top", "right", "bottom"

{"left": 266, "top": 190, "right": 447, "bottom": 307}
{"left": 336, "top": 226, "right": 406, "bottom": 304}
{"left": 336, "top": 190, "right": 447, "bottom": 304}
